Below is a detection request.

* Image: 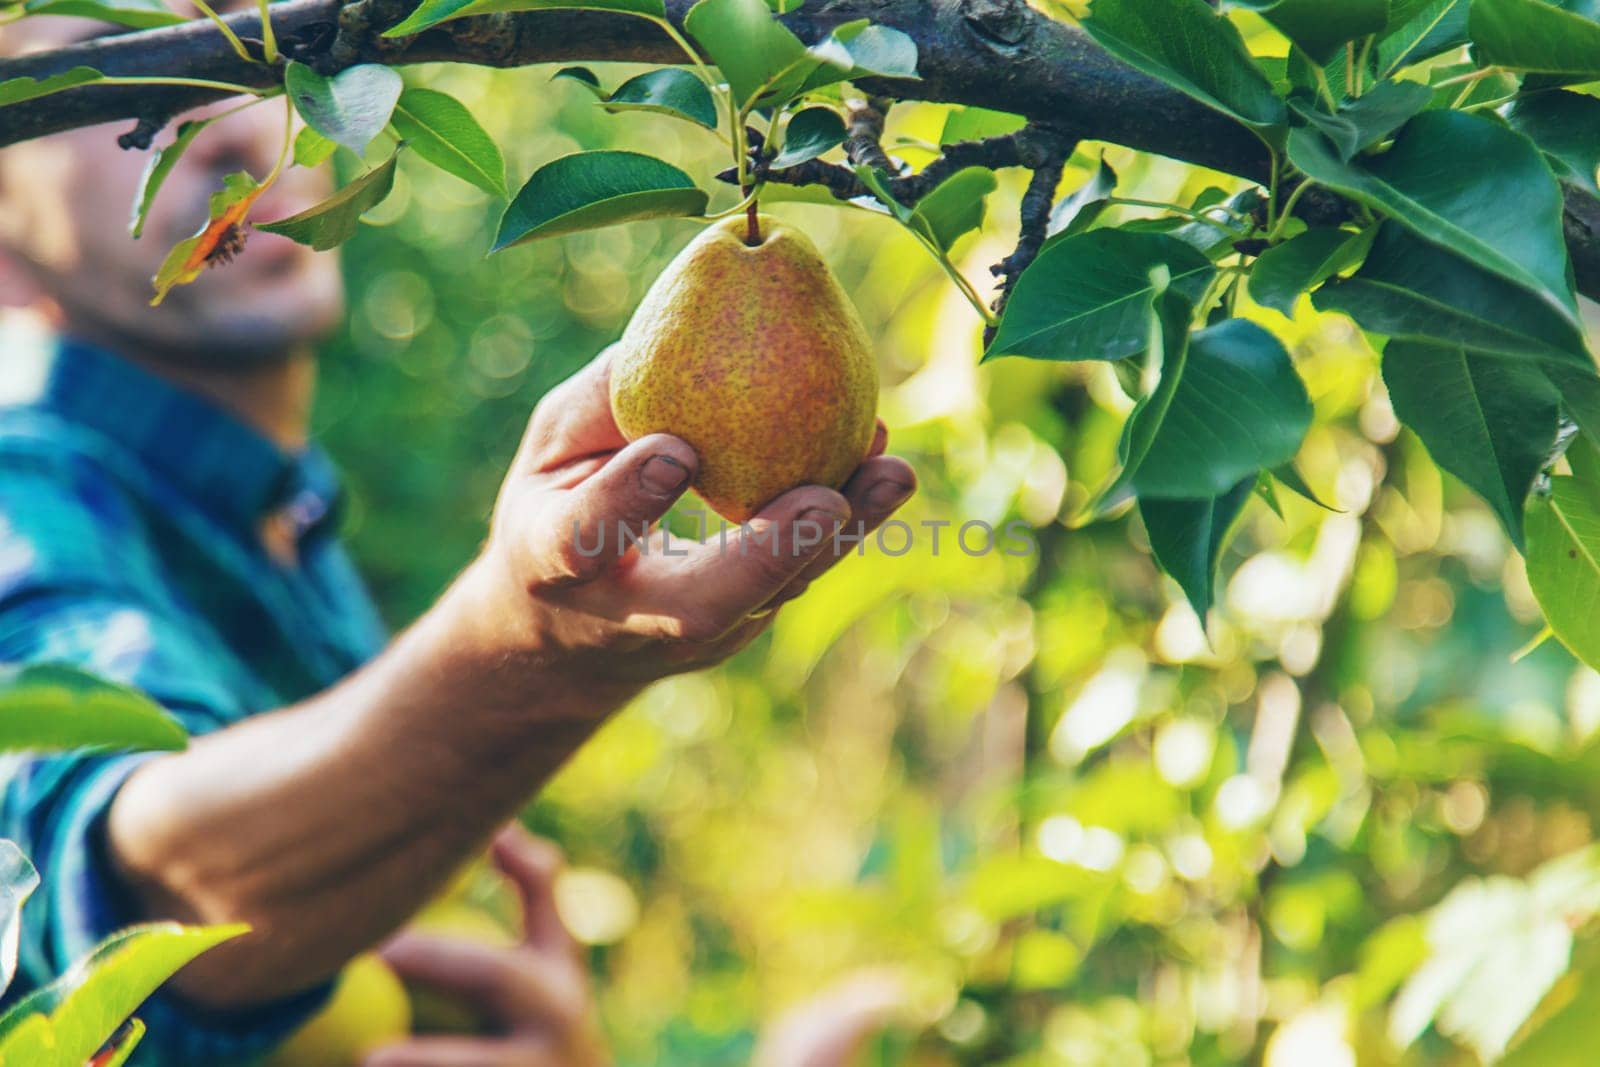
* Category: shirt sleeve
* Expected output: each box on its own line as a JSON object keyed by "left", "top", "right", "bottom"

{"left": 0, "top": 441, "right": 333, "bottom": 1065}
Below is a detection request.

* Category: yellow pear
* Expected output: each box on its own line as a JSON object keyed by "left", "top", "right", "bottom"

{"left": 261, "top": 953, "right": 411, "bottom": 1067}
{"left": 610, "top": 213, "right": 879, "bottom": 523}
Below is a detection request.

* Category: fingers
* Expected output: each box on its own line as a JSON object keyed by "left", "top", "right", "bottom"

{"left": 364, "top": 1035, "right": 559, "bottom": 1067}
{"left": 515, "top": 434, "right": 699, "bottom": 587}
{"left": 763, "top": 455, "right": 916, "bottom": 610}
{"left": 379, "top": 933, "right": 579, "bottom": 1029}
{"left": 867, "top": 419, "right": 888, "bottom": 459}
{"left": 617, "top": 485, "right": 853, "bottom": 642}
{"left": 490, "top": 825, "right": 575, "bottom": 958}
{"left": 515, "top": 348, "right": 627, "bottom": 475}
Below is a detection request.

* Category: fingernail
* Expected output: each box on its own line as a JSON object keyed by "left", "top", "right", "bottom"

{"left": 866, "top": 479, "right": 914, "bottom": 511}
{"left": 641, "top": 454, "right": 690, "bottom": 494}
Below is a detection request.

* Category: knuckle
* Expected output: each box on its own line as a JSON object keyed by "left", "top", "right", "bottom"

{"left": 672, "top": 609, "right": 726, "bottom": 644}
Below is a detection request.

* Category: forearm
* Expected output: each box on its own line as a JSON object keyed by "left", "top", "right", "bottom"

{"left": 104, "top": 556, "right": 636, "bottom": 1008}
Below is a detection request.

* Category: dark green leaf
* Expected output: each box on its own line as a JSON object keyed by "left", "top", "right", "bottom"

{"left": 1082, "top": 0, "right": 1287, "bottom": 129}
{"left": 1313, "top": 223, "right": 1590, "bottom": 367}
{"left": 1384, "top": 341, "right": 1561, "bottom": 547}
{"left": 1507, "top": 92, "right": 1600, "bottom": 195}
{"left": 770, "top": 107, "right": 845, "bottom": 167}
{"left": 22, "top": 0, "right": 185, "bottom": 28}
{"left": 0, "top": 842, "right": 36, "bottom": 995}
{"left": 985, "top": 230, "right": 1216, "bottom": 363}
{"left": 0, "top": 923, "right": 248, "bottom": 1063}
{"left": 257, "top": 148, "right": 402, "bottom": 251}
{"left": 684, "top": 0, "right": 810, "bottom": 106}
{"left": 1235, "top": 0, "right": 1388, "bottom": 64}
{"left": 1249, "top": 227, "right": 1372, "bottom": 315}
{"left": 1377, "top": 0, "right": 1469, "bottom": 74}
{"left": 292, "top": 126, "right": 337, "bottom": 168}
{"left": 385, "top": 0, "right": 663, "bottom": 37}
{"left": 604, "top": 68, "right": 719, "bottom": 129}
{"left": 391, "top": 87, "right": 507, "bottom": 197}
{"left": 1047, "top": 158, "right": 1118, "bottom": 240}
{"left": 1469, "top": 0, "right": 1600, "bottom": 81}
{"left": 0, "top": 664, "right": 187, "bottom": 753}
{"left": 552, "top": 66, "right": 603, "bottom": 91}
{"left": 0, "top": 67, "right": 103, "bottom": 108}
{"left": 909, "top": 166, "right": 996, "bottom": 251}
{"left": 493, "top": 150, "right": 708, "bottom": 250}
{"left": 1127, "top": 318, "right": 1313, "bottom": 499}
{"left": 1288, "top": 79, "right": 1432, "bottom": 161}
{"left": 939, "top": 106, "right": 1025, "bottom": 144}
{"left": 1526, "top": 478, "right": 1600, "bottom": 671}
{"left": 1544, "top": 362, "right": 1600, "bottom": 449}
{"left": 285, "top": 61, "right": 402, "bottom": 156}
{"left": 1273, "top": 463, "right": 1340, "bottom": 510}
{"left": 1141, "top": 478, "right": 1254, "bottom": 620}
{"left": 129, "top": 119, "right": 212, "bottom": 240}
{"left": 1287, "top": 111, "right": 1578, "bottom": 324}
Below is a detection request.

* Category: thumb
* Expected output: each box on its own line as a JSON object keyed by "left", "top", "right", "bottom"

{"left": 515, "top": 433, "right": 698, "bottom": 587}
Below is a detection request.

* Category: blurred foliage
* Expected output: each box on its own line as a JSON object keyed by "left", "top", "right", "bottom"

{"left": 312, "top": 40, "right": 1600, "bottom": 1067}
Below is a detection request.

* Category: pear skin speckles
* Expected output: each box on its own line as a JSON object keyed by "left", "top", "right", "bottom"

{"left": 609, "top": 214, "right": 879, "bottom": 523}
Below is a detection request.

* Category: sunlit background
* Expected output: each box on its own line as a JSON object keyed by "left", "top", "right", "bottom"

{"left": 293, "top": 29, "right": 1600, "bottom": 1067}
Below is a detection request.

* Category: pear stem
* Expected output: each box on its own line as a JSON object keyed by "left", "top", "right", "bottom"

{"left": 744, "top": 194, "right": 761, "bottom": 246}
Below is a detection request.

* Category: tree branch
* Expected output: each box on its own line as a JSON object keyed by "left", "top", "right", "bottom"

{"left": 6, "top": 0, "right": 1600, "bottom": 302}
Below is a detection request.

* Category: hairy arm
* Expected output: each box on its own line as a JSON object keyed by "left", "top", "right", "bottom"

{"left": 104, "top": 350, "right": 915, "bottom": 1008}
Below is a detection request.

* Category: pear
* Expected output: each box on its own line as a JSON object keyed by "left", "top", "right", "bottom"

{"left": 610, "top": 213, "right": 879, "bottom": 523}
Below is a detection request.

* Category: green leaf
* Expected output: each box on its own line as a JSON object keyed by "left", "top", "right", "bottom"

{"left": 1082, "top": 0, "right": 1287, "bottom": 129}
{"left": 257, "top": 148, "right": 402, "bottom": 251}
{"left": 1249, "top": 227, "right": 1371, "bottom": 315}
{"left": 684, "top": 0, "right": 811, "bottom": 106}
{"left": 1141, "top": 477, "right": 1254, "bottom": 620}
{"left": 0, "top": 67, "right": 103, "bottom": 108}
{"left": 390, "top": 87, "right": 507, "bottom": 197}
{"left": 1384, "top": 341, "right": 1561, "bottom": 548}
{"left": 1126, "top": 318, "right": 1312, "bottom": 499}
{"left": 22, "top": 0, "right": 185, "bottom": 28}
{"left": 1273, "top": 462, "right": 1339, "bottom": 510}
{"left": 1527, "top": 478, "right": 1600, "bottom": 671}
{"left": 493, "top": 150, "right": 707, "bottom": 250}
{"left": 770, "top": 107, "right": 845, "bottom": 167}
{"left": 1313, "top": 223, "right": 1590, "bottom": 367}
{"left": 1287, "top": 111, "right": 1578, "bottom": 324}
{"left": 0, "top": 923, "right": 248, "bottom": 1063}
{"left": 1546, "top": 362, "right": 1600, "bottom": 448}
{"left": 939, "top": 105, "right": 1025, "bottom": 144}
{"left": 1047, "top": 158, "right": 1118, "bottom": 240}
{"left": 95, "top": 1018, "right": 146, "bottom": 1067}
{"left": 909, "top": 166, "right": 996, "bottom": 251}
{"left": 1235, "top": 0, "right": 1388, "bottom": 64}
{"left": 129, "top": 118, "right": 212, "bottom": 240}
{"left": 816, "top": 23, "right": 919, "bottom": 80}
{"left": 1377, "top": 0, "right": 1469, "bottom": 74}
{"left": 552, "top": 66, "right": 604, "bottom": 94}
{"left": 1507, "top": 91, "right": 1600, "bottom": 195}
{"left": 0, "top": 842, "right": 36, "bottom": 996}
{"left": 985, "top": 230, "right": 1216, "bottom": 363}
{"left": 150, "top": 171, "right": 263, "bottom": 306}
{"left": 0, "top": 664, "right": 187, "bottom": 754}
{"left": 385, "top": 0, "right": 663, "bottom": 37}
{"left": 1287, "top": 79, "right": 1432, "bottom": 161}
{"left": 292, "top": 126, "right": 338, "bottom": 168}
{"left": 1469, "top": 0, "right": 1600, "bottom": 81}
{"left": 604, "top": 68, "right": 718, "bottom": 129}
{"left": 285, "top": 62, "right": 403, "bottom": 156}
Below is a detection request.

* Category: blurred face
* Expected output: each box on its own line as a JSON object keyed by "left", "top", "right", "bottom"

{"left": 0, "top": 19, "right": 344, "bottom": 368}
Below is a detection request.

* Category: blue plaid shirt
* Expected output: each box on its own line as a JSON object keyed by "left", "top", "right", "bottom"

{"left": 0, "top": 338, "right": 388, "bottom": 1064}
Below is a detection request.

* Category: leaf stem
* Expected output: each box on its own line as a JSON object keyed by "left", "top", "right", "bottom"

{"left": 1353, "top": 36, "right": 1373, "bottom": 96}
{"left": 98, "top": 75, "right": 271, "bottom": 96}
{"left": 1266, "top": 149, "right": 1281, "bottom": 232}
{"left": 647, "top": 15, "right": 719, "bottom": 94}
{"left": 1102, "top": 196, "right": 1250, "bottom": 230}
{"left": 256, "top": 0, "right": 278, "bottom": 64}
{"left": 919, "top": 235, "right": 996, "bottom": 326}
{"left": 190, "top": 0, "right": 255, "bottom": 64}
{"left": 1267, "top": 180, "right": 1316, "bottom": 241}
{"left": 1313, "top": 66, "right": 1339, "bottom": 111}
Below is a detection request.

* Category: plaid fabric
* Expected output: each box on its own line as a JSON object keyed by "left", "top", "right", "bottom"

{"left": 0, "top": 339, "right": 388, "bottom": 1065}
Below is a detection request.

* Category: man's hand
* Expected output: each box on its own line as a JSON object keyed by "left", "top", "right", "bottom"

{"left": 458, "top": 346, "right": 916, "bottom": 695}
{"left": 365, "top": 826, "right": 608, "bottom": 1067}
